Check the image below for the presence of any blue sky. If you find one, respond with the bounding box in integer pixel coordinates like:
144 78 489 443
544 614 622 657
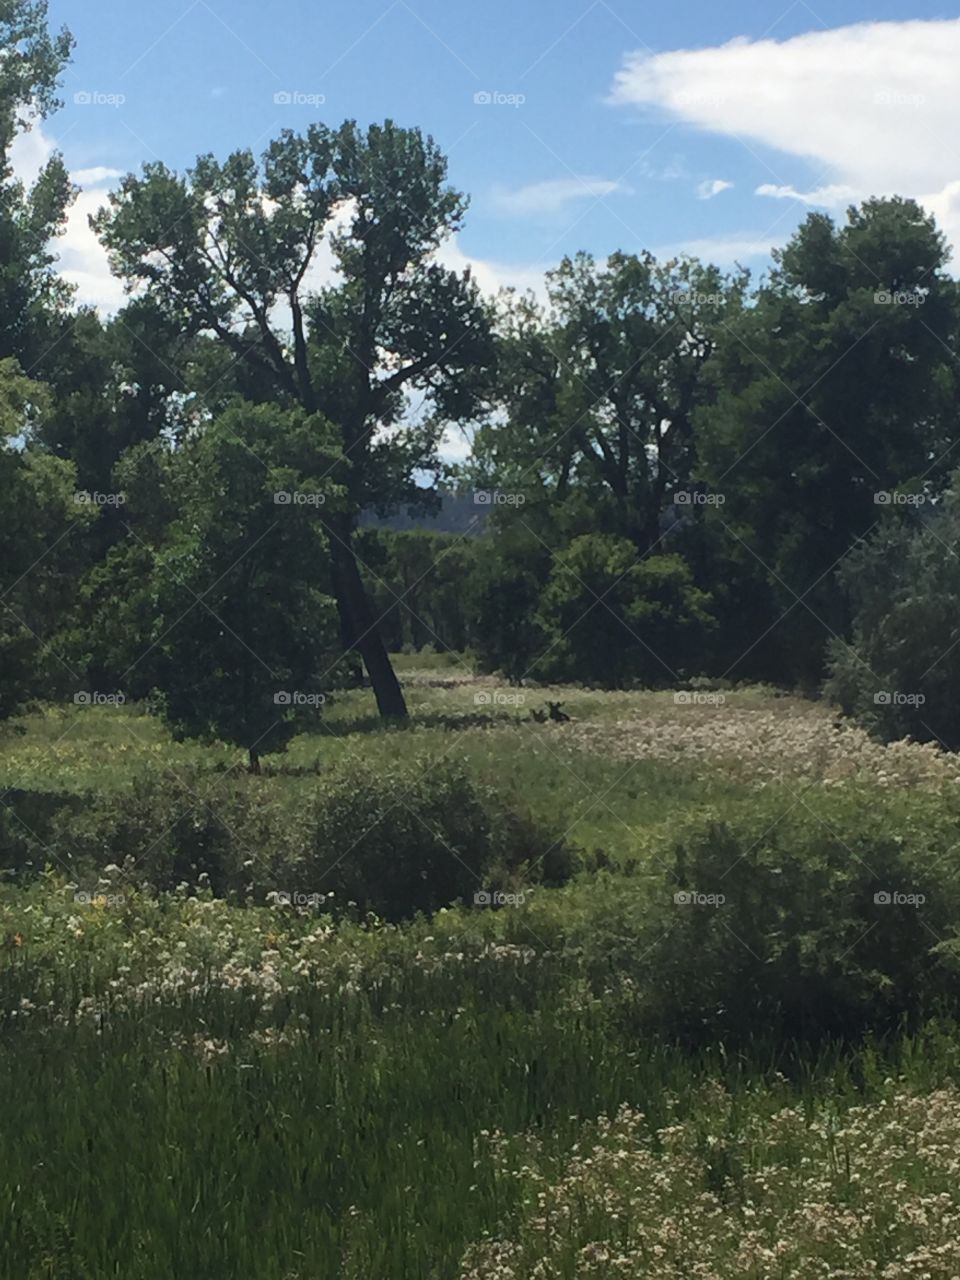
28 0 960 309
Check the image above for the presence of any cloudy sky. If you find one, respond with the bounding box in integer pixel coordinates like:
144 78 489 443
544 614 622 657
28 0 960 312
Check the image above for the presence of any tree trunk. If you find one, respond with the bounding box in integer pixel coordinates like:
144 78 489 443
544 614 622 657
248 746 261 775
328 518 408 719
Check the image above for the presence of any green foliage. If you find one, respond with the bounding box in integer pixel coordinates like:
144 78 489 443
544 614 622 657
468 529 550 682
698 197 959 682
0 360 90 719
638 789 960 1042
0 2 75 367
825 490 960 747
63 402 347 764
472 250 746 552
535 535 713 687
360 528 478 653
50 754 576 919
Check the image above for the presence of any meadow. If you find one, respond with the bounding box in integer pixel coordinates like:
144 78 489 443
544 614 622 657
4 665 960 1278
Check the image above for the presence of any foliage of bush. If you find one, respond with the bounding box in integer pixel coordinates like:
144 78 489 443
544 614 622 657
826 495 960 747
534 535 714 688
50 757 577 920
635 790 960 1042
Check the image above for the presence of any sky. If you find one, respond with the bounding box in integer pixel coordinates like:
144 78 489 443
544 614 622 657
20 0 960 314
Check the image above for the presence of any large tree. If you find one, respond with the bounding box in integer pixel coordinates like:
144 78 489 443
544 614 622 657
472 251 745 551
94 120 494 719
0 1 74 369
698 197 959 682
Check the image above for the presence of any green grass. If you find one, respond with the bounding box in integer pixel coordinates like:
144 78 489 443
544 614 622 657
3 676 960 1276
0 672 790 864
3 879 960 1279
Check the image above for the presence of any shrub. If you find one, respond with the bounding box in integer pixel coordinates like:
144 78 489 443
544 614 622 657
825 492 960 746
534 536 713 688
634 789 960 1043
48 756 577 920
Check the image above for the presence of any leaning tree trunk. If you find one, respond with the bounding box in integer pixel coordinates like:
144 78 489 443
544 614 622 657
328 517 408 719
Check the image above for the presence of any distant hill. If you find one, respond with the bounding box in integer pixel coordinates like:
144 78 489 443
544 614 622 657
360 489 490 535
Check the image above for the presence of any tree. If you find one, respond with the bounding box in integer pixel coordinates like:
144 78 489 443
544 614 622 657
0 358 87 718
0 1 74 370
699 198 959 683
467 528 551 683
472 251 745 551
67 403 346 771
38 300 200 495
534 534 713 689
94 120 494 719
361 529 478 653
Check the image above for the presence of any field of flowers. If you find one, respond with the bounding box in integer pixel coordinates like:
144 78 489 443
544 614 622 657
3 676 960 1277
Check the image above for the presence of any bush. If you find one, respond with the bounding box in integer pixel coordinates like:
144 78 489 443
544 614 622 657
49 756 577 920
0 789 86 878
633 789 960 1043
534 536 713 688
825 492 960 746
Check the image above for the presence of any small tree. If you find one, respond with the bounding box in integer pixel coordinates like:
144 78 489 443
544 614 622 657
84 403 346 770
467 529 551 683
0 359 87 718
535 534 713 688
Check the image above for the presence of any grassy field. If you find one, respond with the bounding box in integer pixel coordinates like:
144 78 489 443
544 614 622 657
3 664 960 1277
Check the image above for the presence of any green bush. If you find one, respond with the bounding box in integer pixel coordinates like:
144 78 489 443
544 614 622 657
534 536 713 688
0 789 85 876
635 790 960 1042
825 491 960 747
48 757 577 920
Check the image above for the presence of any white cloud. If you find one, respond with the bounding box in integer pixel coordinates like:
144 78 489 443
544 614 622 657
57 186 128 314
492 175 625 215
73 165 125 186
611 18 960 253
697 178 733 200
435 235 546 298
654 233 775 267
9 124 126 313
